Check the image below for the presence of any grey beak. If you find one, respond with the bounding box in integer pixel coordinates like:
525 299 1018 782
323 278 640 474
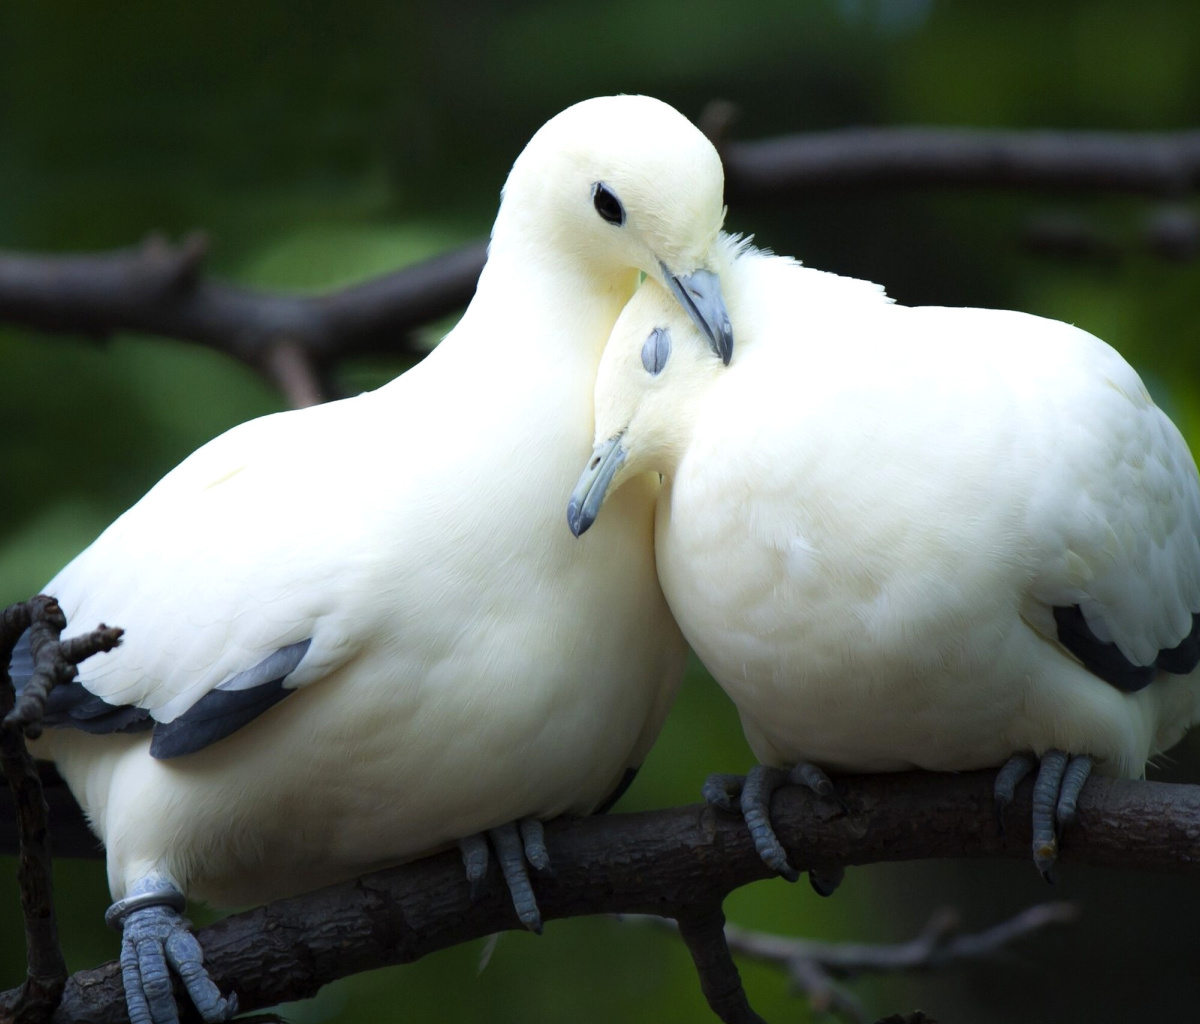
567 436 627 537
662 265 733 365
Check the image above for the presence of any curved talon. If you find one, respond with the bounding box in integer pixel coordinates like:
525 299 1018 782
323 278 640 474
993 753 1036 835
702 772 745 814
712 762 846 885
118 902 234 1024
741 764 799 882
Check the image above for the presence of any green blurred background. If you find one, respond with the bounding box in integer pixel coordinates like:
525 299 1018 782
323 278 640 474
3 1 1200 1020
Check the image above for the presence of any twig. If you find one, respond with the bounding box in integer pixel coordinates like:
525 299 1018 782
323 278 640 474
0 597 121 1024
30 771 1200 1023
721 902 1078 1020
262 339 327 408
4 597 124 738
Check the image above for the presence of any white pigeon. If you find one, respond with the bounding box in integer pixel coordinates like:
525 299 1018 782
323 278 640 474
569 235 1200 891
10 95 732 1024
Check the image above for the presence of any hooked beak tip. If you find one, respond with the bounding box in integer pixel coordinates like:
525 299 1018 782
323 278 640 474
663 265 734 364
567 499 592 538
567 436 627 538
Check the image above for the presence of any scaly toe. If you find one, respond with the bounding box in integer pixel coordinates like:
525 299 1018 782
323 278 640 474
488 821 544 933
1055 755 1093 834
459 832 491 900
1031 750 1069 882
702 772 745 814
788 761 848 814
741 764 799 882
519 818 552 874
993 753 1036 835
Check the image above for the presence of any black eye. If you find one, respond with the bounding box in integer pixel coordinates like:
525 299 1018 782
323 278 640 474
592 182 625 226
641 327 671 375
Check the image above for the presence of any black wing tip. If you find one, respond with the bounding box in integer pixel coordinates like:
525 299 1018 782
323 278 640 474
1053 605 1200 693
149 681 295 759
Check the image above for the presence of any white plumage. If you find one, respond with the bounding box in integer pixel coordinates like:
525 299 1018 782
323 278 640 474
16 95 732 1022
571 235 1200 875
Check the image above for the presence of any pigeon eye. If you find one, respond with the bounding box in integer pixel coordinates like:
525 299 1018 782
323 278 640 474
592 182 625 226
641 328 671 375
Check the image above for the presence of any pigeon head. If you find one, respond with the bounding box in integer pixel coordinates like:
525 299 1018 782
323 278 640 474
497 95 733 363
568 275 725 537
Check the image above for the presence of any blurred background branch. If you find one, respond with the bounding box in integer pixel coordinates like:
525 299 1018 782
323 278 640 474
0 236 487 407
719 125 1200 200
650 901 1078 1022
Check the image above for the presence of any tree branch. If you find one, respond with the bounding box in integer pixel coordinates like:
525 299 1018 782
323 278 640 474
720 125 1200 201
0 598 122 1024
32 772 1200 1023
0 126 1197 408
0 765 98 861
719 901 1078 1020
0 234 488 374
675 902 766 1024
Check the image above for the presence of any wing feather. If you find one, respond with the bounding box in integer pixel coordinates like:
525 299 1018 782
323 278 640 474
1026 328 1200 675
41 396 384 726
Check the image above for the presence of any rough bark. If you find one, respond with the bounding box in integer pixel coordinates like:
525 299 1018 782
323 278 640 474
27 772 1200 1023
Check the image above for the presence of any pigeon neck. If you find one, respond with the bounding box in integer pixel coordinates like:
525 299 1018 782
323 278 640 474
470 240 639 362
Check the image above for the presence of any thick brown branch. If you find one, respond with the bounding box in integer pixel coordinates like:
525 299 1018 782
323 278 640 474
39 772 1200 1023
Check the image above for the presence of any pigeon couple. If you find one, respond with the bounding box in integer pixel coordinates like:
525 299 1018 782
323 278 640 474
10 95 1200 1024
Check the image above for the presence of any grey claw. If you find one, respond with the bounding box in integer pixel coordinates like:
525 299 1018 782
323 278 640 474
702 772 745 813
788 761 848 813
741 764 799 882
1055 755 1093 834
459 832 490 900
710 762 847 888
993 753 1036 836
164 926 234 1021
1031 750 1069 880
520 818 552 874
118 900 232 1024
489 821 544 933
460 820 552 930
